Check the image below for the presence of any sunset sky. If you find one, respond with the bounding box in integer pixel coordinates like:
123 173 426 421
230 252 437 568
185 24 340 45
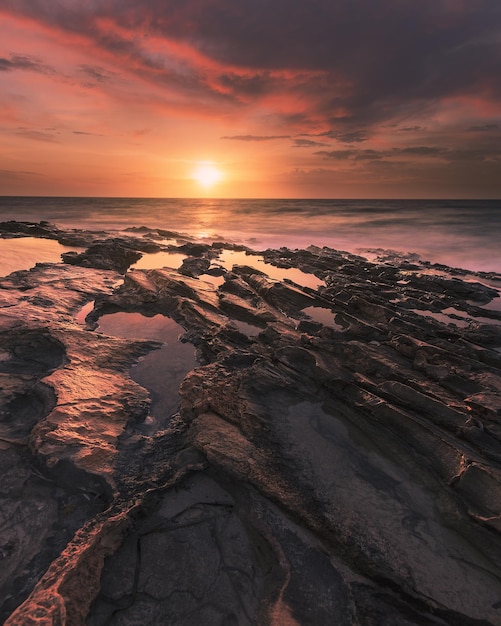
1 0 500 198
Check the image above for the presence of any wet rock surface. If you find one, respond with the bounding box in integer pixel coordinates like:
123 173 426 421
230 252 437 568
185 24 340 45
1 222 501 625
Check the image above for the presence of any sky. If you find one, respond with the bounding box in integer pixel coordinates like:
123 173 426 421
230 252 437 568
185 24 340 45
1 0 500 198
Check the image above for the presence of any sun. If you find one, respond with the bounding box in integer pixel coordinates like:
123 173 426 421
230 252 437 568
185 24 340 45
192 163 222 188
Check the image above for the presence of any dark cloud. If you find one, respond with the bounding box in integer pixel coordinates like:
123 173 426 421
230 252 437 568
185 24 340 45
316 147 440 161
221 135 290 142
398 126 423 132
315 150 355 160
78 64 115 83
218 73 274 97
15 129 59 143
73 131 104 136
468 124 500 132
354 150 384 161
318 130 368 143
292 139 329 148
279 113 313 127
131 0 501 131
0 169 45 178
316 144 501 164
444 148 501 162
337 131 368 144
3 1 501 146
399 146 443 156
0 53 54 74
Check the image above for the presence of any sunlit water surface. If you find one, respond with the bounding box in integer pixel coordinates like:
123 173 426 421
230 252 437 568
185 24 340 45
97 312 197 430
75 301 96 325
131 251 187 270
0 237 81 276
217 249 325 289
301 306 346 331
412 306 501 328
1 197 500 272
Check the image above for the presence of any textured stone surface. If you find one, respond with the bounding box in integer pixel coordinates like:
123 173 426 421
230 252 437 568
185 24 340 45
1 222 501 625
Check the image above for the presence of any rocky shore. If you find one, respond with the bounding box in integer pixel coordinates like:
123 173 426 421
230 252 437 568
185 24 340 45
1 220 501 625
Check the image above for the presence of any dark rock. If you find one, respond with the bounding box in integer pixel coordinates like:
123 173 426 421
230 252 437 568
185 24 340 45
2 224 501 625
179 256 211 277
177 242 210 256
0 221 59 239
62 240 142 273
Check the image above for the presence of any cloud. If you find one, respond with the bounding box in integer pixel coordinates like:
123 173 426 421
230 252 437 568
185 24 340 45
354 150 384 161
78 64 115 84
299 129 369 143
218 72 275 97
315 150 355 160
0 169 45 178
73 130 104 136
15 128 59 143
221 134 290 142
399 146 443 156
315 147 440 161
5 0 501 135
292 139 329 148
0 53 54 74
468 124 500 132
313 130 368 143
444 148 501 162
315 144 501 164
1 0 501 196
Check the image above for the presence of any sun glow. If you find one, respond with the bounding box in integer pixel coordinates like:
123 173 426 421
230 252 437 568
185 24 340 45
192 163 222 188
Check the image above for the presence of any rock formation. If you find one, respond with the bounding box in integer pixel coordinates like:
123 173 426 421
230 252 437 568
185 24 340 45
1 221 501 625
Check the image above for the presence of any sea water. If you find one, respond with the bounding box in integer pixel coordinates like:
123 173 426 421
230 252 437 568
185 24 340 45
0 197 500 273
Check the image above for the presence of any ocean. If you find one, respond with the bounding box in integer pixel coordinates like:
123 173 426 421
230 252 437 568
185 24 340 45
0 197 500 273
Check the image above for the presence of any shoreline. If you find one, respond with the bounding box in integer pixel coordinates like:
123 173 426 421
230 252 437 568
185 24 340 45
1 197 500 273
1 220 501 625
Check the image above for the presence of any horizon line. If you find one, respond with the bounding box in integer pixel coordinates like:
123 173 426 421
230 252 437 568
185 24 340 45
1 195 500 202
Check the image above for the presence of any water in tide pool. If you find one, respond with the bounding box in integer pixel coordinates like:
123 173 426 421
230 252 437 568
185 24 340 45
97 312 197 431
0 197 500 273
0 237 82 275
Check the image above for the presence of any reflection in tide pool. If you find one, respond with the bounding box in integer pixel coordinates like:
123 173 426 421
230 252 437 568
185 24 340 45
481 294 501 313
234 320 262 336
97 312 197 429
131 251 187 270
301 306 346 331
217 250 324 290
0 237 81 276
412 306 501 328
411 308 469 328
199 273 225 288
76 300 95 325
